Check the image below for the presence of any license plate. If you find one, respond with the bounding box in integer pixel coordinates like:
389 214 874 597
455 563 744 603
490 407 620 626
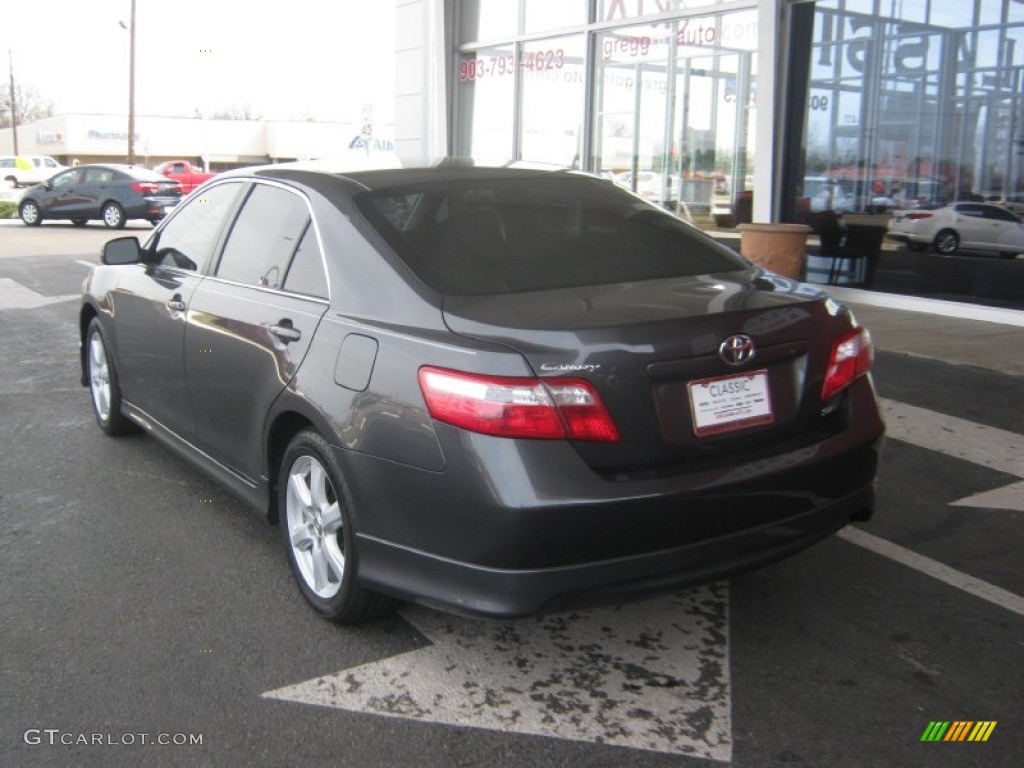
688 370 774 437
163 204 177 214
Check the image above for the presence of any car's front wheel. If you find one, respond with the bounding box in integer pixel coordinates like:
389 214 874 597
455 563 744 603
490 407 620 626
102 202 126 229
279 430 392 623
19 200 42 226
933 229 960 254
85 319 133 435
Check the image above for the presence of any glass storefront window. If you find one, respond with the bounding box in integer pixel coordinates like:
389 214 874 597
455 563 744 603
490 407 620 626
520 35 587 164
800 0 1024 218
459 1 517 42
599 0 723 25
457 46 516 162
460 0 587 43
524 0 587 34
592 10 757 222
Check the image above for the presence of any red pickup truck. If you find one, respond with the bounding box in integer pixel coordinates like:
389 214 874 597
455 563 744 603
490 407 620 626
153 161 217 195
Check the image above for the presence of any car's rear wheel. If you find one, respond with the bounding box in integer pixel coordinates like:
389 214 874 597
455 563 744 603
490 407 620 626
19 200 42 226
102 202 126 229
933 229 959 254
279 430 392 623
71 219 88 227
86 319 133 435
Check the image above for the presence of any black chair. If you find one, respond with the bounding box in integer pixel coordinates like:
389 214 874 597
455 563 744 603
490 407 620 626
826 224 887 286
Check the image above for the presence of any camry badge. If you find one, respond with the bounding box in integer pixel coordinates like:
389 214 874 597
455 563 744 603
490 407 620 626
718 334 756 366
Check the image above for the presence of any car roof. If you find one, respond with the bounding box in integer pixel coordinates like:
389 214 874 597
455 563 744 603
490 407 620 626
214 162 602 204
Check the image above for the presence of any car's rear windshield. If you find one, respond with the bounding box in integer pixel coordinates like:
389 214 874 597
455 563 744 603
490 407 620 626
355 174 747 295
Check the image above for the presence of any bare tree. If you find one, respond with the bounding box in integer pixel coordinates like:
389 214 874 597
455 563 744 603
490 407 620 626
210 103 261 121
0 83 54 129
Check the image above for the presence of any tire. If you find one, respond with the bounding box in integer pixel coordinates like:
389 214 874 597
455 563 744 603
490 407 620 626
102 202 126 229
279 430 392 623
85 318 134 435
19 200 42 226
71 219 88 227
906 241 927 252
933 229 959 254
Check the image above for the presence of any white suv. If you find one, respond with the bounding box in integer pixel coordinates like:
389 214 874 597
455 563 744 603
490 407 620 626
1 155 67 188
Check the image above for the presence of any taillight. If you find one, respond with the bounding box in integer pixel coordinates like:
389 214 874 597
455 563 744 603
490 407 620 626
418 367 620 442
905 212 933 220
132 182 160 194
821 327 873 401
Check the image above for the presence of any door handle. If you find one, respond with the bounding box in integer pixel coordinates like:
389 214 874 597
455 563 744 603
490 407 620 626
270 322 301 342
167 297 186 312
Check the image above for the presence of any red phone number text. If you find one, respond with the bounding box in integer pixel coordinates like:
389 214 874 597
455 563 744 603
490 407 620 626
459 50 565 81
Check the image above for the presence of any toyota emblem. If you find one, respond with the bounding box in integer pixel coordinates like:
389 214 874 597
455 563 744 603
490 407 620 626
719 334 756 366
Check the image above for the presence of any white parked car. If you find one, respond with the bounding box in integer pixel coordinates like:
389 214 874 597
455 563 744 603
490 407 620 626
886 202 1024 258
0 155 66 188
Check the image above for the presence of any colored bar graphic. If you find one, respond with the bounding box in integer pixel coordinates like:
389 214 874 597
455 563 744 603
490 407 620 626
968 722 997 742
944 721 972 741
921 721 997 742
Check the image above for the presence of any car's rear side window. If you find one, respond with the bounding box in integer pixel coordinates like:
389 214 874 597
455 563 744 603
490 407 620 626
216 184 310 289
282 223 329 298
355 175 746 295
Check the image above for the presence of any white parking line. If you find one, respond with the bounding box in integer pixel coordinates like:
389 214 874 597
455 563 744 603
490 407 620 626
879 398 1024 481
838 527 1024 618
0 278 78 309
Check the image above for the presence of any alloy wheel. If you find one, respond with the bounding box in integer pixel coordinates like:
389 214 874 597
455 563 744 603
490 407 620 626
88 332 111 422
285 455 345 598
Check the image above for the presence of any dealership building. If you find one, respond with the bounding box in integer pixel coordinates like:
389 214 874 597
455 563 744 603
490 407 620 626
6 0 1024 230
393 0 1024 226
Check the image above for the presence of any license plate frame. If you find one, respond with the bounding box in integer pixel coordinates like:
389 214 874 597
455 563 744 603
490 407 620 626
687 370 774 437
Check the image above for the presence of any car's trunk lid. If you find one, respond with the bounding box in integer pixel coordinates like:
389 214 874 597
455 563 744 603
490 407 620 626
442 272 854 476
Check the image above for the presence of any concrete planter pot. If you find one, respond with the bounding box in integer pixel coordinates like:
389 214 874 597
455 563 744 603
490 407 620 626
737 223 812 280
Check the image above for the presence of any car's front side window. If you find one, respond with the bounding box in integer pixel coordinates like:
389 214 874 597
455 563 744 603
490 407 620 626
151 182 244 272
215 184 311 289
50 170 78 189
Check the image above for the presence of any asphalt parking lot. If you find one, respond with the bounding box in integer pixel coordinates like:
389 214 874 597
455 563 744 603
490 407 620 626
1 219 1021 767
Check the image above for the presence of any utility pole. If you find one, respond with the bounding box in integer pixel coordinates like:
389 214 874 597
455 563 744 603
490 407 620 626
7 47 18 155
128 0 136 165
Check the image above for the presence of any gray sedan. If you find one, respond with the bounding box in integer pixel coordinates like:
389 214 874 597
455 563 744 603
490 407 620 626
80 163 884 622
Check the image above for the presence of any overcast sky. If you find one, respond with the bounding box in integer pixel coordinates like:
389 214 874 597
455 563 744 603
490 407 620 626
1 0 396 125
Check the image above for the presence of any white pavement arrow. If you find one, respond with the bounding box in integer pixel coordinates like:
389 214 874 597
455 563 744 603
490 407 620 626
879 398 1024 512
0 278 78 310
263 584 732 760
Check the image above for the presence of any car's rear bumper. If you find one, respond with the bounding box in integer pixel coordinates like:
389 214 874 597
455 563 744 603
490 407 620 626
340 381 884 617
355 480 875 618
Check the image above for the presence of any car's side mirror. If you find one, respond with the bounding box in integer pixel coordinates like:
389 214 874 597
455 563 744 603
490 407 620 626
102 236 143 265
